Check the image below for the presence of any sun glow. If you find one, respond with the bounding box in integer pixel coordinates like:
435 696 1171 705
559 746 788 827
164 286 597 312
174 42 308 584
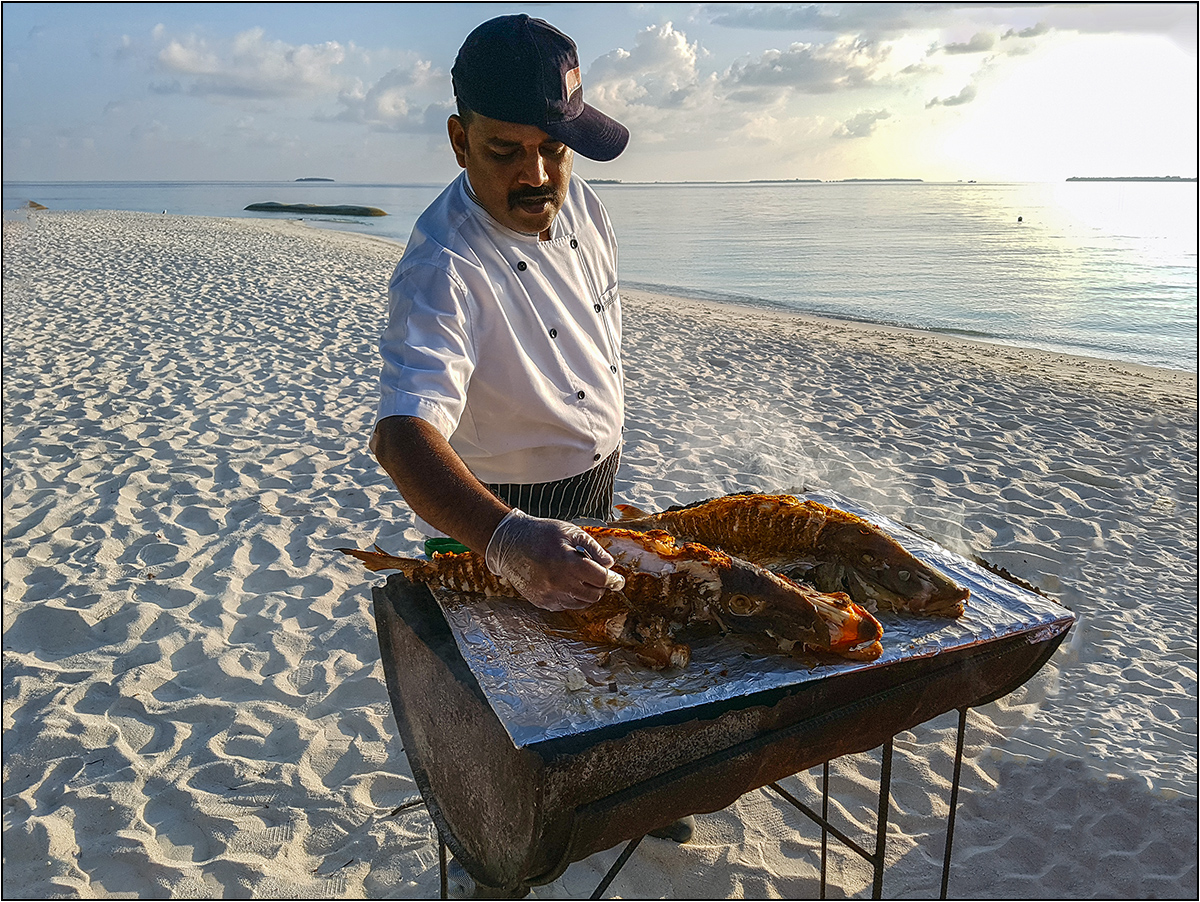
933 33 1197 181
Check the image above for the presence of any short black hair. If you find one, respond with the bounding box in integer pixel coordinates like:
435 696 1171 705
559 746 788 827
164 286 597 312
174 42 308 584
455 98 475 127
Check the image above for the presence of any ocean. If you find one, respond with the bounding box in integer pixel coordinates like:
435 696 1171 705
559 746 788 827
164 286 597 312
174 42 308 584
4 178 1196 371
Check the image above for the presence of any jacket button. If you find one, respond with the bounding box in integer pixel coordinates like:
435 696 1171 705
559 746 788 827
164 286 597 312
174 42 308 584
549 328 557 339
593 453 601 462
577 390 586 400
570 239 578 249
594 303 602 312
517 260 527 271
610 365 617 373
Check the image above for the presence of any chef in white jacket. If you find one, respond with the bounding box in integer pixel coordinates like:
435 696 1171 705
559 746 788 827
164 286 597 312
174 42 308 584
372 14 630 613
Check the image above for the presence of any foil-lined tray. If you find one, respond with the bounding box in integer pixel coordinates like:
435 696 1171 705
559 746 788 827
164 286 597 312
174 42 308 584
434 492 1075 749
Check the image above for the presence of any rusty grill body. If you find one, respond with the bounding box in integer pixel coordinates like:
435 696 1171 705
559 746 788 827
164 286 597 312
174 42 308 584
373 574 1072 894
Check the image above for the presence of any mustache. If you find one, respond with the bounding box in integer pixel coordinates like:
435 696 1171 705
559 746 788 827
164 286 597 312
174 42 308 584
508 186 561 208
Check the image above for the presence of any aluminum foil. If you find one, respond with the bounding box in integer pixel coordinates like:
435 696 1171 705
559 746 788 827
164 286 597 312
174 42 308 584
435 492 1076 749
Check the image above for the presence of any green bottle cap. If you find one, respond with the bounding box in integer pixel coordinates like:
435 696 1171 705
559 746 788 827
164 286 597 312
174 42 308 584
424 537 471 558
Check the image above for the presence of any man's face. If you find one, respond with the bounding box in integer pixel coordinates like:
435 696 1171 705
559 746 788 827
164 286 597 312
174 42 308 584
448 112 574 238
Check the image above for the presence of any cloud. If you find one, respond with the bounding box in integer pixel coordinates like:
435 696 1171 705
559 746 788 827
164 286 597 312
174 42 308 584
586 23 707 111
708 3 1194 43
582 22 925 154
330 59 452 133
707 3 934 37
1002 22 1051 40
941 32 996 54
926 84 977 108
1050 3 1196 42
112 33 140 61
727 37 900 94
130 119 169 143
155 27 349 99
835 108 892 138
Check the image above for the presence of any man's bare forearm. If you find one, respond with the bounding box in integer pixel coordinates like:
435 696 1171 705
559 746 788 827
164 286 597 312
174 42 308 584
371 415 510 553
371 415 619 610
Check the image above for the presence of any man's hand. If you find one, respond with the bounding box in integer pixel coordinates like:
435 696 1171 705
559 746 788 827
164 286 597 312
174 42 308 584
371 418 624 610
486 509 625 611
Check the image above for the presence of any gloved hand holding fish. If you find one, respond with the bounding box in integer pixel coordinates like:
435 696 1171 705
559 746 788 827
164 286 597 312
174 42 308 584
484 508 625 612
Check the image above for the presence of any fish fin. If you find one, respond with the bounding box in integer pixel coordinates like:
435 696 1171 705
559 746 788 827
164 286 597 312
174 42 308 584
842 640 883 661
613 503 650 520
338 547 419 575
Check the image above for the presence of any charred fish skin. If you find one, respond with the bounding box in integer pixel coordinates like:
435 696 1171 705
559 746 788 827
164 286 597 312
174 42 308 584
582 527 881 660
338 525 884 668
709 554 831 652
714 561 884 657
613 494 969 618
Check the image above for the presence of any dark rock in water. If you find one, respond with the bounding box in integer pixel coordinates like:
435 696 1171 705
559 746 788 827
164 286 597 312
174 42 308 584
26 201 48 210
244 202 386 217
295 177 335 182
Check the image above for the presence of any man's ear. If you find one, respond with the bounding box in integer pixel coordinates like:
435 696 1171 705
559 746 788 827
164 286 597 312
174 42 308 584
447 115 469 169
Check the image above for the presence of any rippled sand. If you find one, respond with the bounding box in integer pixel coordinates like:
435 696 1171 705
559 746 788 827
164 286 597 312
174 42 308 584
3 210 1196 898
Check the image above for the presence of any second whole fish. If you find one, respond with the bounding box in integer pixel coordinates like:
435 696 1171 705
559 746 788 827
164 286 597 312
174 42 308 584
613 494 969 617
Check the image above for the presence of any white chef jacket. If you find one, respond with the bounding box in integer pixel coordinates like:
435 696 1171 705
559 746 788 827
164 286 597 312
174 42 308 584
377 171 624 486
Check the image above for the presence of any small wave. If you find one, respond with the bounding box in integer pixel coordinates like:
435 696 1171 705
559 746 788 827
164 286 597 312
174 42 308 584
623 281 1195 371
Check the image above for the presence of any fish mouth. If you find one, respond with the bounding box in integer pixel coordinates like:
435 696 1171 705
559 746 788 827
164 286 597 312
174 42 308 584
849 567 969 616
791 561 968 617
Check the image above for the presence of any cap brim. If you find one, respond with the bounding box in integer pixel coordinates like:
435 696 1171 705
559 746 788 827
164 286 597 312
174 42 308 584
544 103 629 162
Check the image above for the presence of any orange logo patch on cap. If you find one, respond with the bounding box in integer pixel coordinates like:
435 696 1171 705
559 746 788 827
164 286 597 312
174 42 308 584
564 66 581 98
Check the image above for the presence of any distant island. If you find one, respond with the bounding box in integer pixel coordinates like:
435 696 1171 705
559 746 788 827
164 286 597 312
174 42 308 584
581 177 939 186
295 177 335 182
245 202 386 217
1066 176 1196 182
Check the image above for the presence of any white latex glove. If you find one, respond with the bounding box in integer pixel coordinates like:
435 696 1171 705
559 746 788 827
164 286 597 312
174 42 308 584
485 509 626 611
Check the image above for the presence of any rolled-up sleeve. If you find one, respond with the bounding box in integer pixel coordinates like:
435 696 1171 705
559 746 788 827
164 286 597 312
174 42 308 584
376 260 476 439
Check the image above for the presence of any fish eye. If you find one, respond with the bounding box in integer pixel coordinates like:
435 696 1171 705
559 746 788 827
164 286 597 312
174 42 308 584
728 594 760 616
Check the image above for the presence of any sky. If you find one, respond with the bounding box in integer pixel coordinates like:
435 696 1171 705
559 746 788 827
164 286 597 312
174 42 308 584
3 2 1196 184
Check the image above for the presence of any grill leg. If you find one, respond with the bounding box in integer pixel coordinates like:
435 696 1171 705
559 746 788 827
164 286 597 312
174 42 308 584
590 834 644 900
872 738 894 900
439 834 448 900
820 761 829 900
941 707 969 899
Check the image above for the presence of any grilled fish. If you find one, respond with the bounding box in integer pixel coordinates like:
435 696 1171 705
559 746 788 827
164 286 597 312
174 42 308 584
612 494 969 617
339 526 883 669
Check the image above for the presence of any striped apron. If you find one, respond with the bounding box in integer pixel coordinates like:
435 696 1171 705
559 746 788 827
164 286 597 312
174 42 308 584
484 447 620 522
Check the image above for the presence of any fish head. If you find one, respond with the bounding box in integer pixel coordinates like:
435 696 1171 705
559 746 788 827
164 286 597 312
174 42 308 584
816 524 969 615
713 556 833 650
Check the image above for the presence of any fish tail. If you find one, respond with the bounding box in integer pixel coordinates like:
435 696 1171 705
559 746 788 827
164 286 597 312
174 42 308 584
613 503 651 520
337 547 422 576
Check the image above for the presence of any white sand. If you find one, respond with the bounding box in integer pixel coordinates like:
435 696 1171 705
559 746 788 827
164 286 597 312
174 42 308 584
3 209 1196 898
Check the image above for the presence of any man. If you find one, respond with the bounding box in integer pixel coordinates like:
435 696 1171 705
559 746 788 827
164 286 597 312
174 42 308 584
372 15 696 850
372 13 629 613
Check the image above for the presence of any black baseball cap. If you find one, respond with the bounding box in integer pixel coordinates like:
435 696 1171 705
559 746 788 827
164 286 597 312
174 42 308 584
451 14 629 162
